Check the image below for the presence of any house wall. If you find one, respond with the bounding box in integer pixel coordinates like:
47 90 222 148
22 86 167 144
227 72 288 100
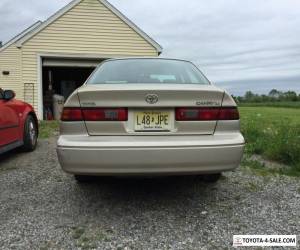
0 46 22 99
20 0 158 117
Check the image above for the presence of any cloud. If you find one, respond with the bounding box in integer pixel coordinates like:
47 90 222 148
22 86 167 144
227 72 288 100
219 75 300 96
0 0 71 42
109 0 300 94
1 0 300 95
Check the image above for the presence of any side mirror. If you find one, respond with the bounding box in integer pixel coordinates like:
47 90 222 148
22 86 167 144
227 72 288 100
3 90 15 101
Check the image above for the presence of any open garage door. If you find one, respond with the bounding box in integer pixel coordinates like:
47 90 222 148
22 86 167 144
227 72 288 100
43 58 102 68
42 57 104 120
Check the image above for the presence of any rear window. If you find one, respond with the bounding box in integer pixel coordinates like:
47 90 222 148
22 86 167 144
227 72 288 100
87 59 210 85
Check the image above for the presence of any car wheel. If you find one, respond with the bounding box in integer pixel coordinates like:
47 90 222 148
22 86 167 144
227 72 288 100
22 115 38 152
201 173 222 183
74 175 94 183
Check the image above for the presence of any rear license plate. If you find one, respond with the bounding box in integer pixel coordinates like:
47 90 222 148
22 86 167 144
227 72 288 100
135 111 171 131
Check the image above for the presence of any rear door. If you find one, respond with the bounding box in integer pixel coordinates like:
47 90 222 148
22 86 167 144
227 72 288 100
0 96 20 147
76 84 224 136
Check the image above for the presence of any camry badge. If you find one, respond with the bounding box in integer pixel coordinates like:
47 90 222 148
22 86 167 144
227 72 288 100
145 94 158 104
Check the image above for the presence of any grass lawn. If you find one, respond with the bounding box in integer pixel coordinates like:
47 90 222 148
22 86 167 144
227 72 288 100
239 107 300 124
39 120 59 139
239 107 300 176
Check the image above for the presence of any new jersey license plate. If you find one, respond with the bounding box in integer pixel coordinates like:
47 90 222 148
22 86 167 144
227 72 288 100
134 111 171 131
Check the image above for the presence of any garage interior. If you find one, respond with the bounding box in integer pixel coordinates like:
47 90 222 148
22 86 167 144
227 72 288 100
42 58 103 120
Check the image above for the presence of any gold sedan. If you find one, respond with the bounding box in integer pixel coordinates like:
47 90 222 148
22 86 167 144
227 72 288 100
56 58 245 182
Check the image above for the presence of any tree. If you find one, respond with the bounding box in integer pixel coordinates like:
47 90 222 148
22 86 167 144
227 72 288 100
269 89 280 97
283 91 298 101
236 89 300 103
244 91 255 102
261 94 269 102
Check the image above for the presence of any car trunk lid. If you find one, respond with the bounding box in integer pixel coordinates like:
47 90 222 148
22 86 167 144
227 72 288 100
76 84 225 135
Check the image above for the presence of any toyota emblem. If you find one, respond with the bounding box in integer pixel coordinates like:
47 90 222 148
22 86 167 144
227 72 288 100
145 94 158 104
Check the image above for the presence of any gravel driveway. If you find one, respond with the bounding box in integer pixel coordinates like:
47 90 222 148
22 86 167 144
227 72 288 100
0 138 299 249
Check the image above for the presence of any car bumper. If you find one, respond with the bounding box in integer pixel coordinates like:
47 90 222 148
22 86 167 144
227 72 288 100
56 133 245 175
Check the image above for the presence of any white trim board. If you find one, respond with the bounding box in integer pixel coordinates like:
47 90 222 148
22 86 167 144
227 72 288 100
37 55 43 120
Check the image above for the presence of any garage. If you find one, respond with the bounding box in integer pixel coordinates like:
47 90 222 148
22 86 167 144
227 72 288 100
41 57 102 119
0 0 162 120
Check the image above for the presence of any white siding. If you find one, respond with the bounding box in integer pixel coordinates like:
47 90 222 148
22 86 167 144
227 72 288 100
0 46 22 99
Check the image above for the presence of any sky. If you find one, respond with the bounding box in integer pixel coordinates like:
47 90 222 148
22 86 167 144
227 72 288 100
1 0 300 95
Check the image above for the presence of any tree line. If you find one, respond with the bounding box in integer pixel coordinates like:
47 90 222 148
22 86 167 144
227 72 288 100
233 89 300 103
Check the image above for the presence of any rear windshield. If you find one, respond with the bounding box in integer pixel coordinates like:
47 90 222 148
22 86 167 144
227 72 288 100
87 59 210 85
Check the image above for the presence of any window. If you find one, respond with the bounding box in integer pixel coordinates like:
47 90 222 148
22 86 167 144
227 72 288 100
87 59 210 85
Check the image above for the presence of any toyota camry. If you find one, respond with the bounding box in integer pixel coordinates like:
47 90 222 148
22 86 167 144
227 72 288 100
56 58 245 182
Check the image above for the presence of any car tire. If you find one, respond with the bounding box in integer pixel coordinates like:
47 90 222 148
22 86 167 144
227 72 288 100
201 173 222 183
74 175 94 183
22 115 38 152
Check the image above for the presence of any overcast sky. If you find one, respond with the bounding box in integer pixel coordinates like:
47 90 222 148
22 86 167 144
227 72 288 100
1 0 300 95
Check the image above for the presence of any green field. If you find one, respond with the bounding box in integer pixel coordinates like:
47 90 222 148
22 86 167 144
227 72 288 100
239 107 300 124
239 107 300 176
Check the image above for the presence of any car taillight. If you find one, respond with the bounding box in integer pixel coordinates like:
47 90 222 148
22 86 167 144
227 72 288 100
175 108 219 121
175 107 239 121
218 107 239 120
61 108 83 121
61 107 128 121
82 108 128 121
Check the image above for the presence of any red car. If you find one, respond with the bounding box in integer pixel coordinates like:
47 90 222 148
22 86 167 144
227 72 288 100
0 89 38 154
